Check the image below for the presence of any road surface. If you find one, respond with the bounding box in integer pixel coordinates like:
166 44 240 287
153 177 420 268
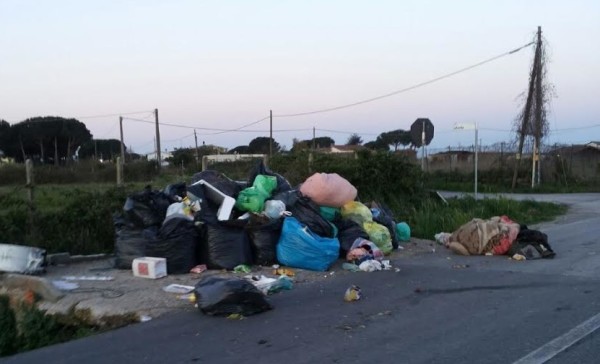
5 193 600 364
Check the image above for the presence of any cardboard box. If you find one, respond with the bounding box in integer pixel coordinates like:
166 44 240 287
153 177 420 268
132 257 167 279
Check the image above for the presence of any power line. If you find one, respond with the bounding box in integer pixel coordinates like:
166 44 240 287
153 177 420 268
316 128 378 136
75 110 153 119
274 42 535 118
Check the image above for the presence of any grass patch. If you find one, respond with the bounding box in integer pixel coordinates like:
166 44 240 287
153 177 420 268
402 196 568 240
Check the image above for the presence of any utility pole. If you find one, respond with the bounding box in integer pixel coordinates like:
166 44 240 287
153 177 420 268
119 116 125 164
94 139 98 161
269 110 273 158
533 26 543 187
194 129 199 169
512 26 543 190
312 126 316 150
155 108 161 170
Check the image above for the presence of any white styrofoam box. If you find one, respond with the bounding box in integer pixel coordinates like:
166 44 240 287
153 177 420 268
132 257 167 279
190 179 236 221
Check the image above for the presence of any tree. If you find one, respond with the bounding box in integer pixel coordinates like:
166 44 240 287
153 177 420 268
364 138 390 151
79 139 126 161
291 136 335 152
346 133 363 146
0 119 10 153
248 137 280 154
229 145 251 154
378 129 411 151
2 117 92 163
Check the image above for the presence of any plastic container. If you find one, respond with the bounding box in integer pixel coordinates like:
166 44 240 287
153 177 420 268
132 257 167 279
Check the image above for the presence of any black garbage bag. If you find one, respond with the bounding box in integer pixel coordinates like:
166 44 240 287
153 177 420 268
163 182 187 202
246 215 283 266
199 219 253 270
369 201 399 249
509 228 555 259
145 218 200 274
123 186 171 228
113 214 158 269
272 190 335 238
194 276 272 316
189 170 242 199
334 219 370 257
247 160 292 195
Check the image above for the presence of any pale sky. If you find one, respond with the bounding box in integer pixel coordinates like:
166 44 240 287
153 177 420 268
1 0 599 155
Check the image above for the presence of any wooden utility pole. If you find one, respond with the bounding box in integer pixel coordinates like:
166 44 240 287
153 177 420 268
533 26 543 187
194 129 199 169
155 108 161 170
269 110 273 159
119 116 125 164
512 26 544 189
312 127 316 150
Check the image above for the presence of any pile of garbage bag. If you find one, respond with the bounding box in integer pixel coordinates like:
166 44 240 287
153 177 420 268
436 216 555 259
114 161 411 274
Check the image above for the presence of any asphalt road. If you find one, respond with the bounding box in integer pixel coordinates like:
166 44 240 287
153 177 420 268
5 193 600 364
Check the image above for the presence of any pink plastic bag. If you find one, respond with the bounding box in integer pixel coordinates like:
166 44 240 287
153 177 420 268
299 173 357 208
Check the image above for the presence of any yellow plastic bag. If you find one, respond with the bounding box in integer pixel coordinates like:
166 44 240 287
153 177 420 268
341 201 372 226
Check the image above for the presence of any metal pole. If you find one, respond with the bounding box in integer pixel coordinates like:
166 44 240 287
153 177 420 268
155 108 161 170
421 119 426 171
119 116 125 164
474 124 478 199
269 110 273 158
194 129 199 170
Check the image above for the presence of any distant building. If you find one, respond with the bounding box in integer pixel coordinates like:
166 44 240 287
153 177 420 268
327 145 364 154
146 151 173 166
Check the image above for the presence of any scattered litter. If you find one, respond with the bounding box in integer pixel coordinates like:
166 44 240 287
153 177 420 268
233 264 252 273
273 267 295 277
381 260 392 270
52 280 79 291
227 313 245 320
511 254 527 261
344 285 362 302
194 276 273 316
359 260 382 272
163 284 195 294
62 275 115 281
190 264 207 274
132 257 167 279
139 315 152 322
342 262 360 272
394 268 401 273
178 293 196 302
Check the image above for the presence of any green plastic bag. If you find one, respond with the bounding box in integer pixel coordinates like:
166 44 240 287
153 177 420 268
254 175 277 196
235 175 278 213
319 206 340 222
363 221 393 255
341 201 372 226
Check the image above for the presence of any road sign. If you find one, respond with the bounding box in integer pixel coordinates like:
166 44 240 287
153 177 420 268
410 118 434 147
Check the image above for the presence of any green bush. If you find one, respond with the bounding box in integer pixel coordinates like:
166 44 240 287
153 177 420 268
0 295 17 357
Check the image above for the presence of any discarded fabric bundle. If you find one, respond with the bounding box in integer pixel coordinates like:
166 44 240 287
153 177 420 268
299 173 357 208
448 216 520 256
277 217 340 271
194 276 273 316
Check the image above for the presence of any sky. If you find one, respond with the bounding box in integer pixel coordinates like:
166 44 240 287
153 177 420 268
1 0 599 155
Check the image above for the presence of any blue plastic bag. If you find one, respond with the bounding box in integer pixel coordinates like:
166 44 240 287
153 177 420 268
276 217 340 271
